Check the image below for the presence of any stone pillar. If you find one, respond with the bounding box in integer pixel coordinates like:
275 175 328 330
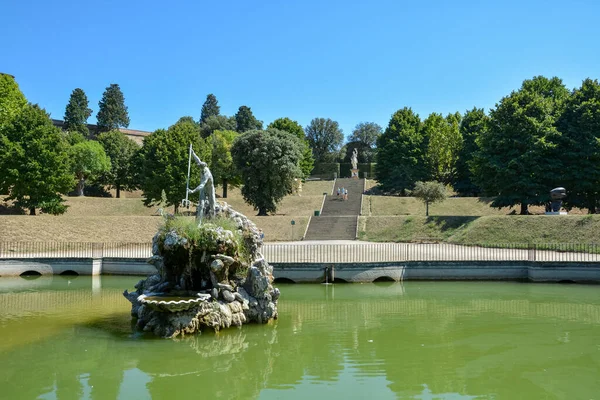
92 258 103 276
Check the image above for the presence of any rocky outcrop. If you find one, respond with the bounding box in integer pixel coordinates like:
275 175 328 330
123 202 278 338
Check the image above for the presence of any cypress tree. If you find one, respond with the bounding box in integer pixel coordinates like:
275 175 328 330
235 105 263 132
64 88 92 137
97 83 130 133
200 94 220 123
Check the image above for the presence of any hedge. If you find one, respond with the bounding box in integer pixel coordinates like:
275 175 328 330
310 163 340 179
310 163 376 179
340 163 376 178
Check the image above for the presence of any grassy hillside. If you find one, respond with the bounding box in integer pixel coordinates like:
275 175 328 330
0 215 309 243
0 216 161 243
0 182 323 242
362 196 505 216
2 179 598 245
0 180 329 217
359 215 600 245
362 195 589 216
215 187 323 217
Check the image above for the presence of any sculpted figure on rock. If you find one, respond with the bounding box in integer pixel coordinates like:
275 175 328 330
123 146 278 338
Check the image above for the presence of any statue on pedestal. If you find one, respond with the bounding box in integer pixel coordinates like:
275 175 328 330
350 148 359 178
351 148 358 170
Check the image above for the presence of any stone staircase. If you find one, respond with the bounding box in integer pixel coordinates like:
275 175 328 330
303 178 364 240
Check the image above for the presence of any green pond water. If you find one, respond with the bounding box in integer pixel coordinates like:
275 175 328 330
0 276 599 399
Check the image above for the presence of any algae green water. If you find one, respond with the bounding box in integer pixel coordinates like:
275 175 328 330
0 276 599 399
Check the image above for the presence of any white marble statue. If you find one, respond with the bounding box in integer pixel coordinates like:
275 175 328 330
351 148 358 170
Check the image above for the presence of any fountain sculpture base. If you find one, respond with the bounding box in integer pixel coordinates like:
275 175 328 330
123 202 279 338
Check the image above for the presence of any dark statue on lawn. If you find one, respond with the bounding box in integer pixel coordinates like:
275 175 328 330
546 187 567 214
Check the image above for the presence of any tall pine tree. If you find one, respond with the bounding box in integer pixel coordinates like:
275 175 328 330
200 94 220 123
64 88 92 137
235 105 263 132
96 84 130 133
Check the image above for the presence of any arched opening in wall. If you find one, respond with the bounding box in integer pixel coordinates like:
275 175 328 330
373 276 396 283
20 270 42 280
59 270 80 277
273 277 296 284
557 280 577 284
332 278 349 283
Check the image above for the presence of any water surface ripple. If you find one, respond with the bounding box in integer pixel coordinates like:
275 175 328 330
0 276 598 399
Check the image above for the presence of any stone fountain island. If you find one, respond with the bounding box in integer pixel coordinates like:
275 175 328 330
123 201 279 338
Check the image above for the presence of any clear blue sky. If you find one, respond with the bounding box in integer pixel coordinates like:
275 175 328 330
3 0 600 138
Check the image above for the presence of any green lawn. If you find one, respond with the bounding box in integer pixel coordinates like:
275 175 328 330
359 215 600 248
2 179 598 245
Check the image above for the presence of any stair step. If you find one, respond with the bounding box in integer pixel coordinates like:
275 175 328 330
304 216 357 241
304 178 363 240
323 178 364 216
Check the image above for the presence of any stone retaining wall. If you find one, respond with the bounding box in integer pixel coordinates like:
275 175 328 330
1 258 599 283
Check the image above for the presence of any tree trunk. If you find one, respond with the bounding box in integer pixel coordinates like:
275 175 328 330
174 203 179 214
257 207 268 216
29 207 36 215
425 201 429 216
116 184 121 199
587 198 597 214
520 203 528 215
77 178 85 197
222 179 228 198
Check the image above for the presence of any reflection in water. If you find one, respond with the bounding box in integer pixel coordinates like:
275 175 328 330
0 277 599 399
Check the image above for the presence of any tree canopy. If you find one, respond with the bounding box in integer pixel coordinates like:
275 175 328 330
63 88 92 137
200 114 237 138
349 122 382 148
423 112 463 185
471 76 569 214
138 118 211 213
0 104 73 214
97 129 140 198
69 141 111 196
231 129 303 215
96 83 130 133
408 181 447 216
235 106 263 133
375 107 427 193
200 94 220 123
268 117 304 138
454 108 488 196
268 117 314 178
210 129 241 198
0 74 27 129
305 117 344 163
556 78 600 213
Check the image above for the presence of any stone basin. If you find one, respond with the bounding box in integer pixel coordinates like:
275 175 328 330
138 293 211 313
